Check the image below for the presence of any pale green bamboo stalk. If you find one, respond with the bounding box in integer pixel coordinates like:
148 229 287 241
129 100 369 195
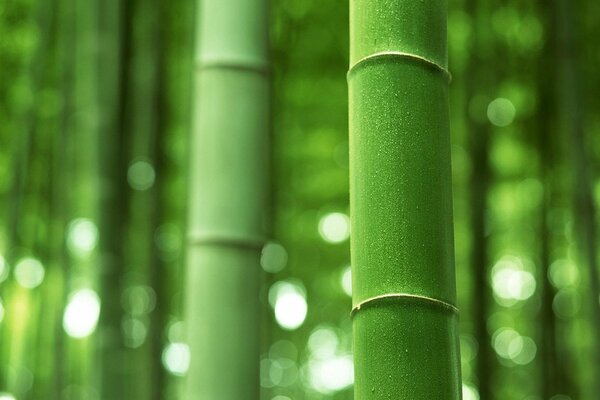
348 1 461 398
184 0 270 398
60 0 102 393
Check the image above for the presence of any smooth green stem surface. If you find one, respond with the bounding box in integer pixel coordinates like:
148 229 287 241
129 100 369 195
349 1 461 398
185 0 269 399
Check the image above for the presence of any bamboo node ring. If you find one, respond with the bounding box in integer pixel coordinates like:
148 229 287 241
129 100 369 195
348 51 452 81
195 59 270 75
351 293 459 317
187 232 266 250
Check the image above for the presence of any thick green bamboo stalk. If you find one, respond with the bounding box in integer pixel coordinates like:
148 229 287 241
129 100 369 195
184 0 269 399
348 1 461 398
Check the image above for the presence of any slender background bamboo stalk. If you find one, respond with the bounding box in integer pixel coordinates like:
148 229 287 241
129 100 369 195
184 0 270 398
552 0 600 396
466 0 496 396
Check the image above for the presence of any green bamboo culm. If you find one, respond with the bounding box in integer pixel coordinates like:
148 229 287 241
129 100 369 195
348 1 461 398
184 0 270 399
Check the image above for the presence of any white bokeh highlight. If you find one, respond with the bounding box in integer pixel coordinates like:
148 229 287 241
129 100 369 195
63 289 101 339
269 281 307 331
318 213 350 243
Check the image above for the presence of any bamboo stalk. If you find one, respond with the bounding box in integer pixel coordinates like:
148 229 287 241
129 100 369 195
535 6 564 397
465 0 494 396
552 0 600 396
94 0 130 397
184 0 270 398
348 1 461 398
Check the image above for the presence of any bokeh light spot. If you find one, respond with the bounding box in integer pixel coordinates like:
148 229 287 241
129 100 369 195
67 218 99 256
14 257 45 289
318 212 350 243
63 289 101 338
462 383 480 400
128 159 156 191
121 285 156 316
261 242 288 273
549 259 579 289
269 281 307 331
260 357 298 388
493 328 522 359
553 289 581 319
491 256 536 306
122 316 147 348
154 223 182 261
341 266 352 297
492 327 536 365
269 340 298 361
260 358 281 388
487 98 516 127
162 342 190 376
274 291 307 331
512 336 537 365
308 327 339 359
306 355 354 394
167 320 186 343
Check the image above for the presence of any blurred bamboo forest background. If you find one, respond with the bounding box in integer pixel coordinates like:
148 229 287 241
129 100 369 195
1 0 600 399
